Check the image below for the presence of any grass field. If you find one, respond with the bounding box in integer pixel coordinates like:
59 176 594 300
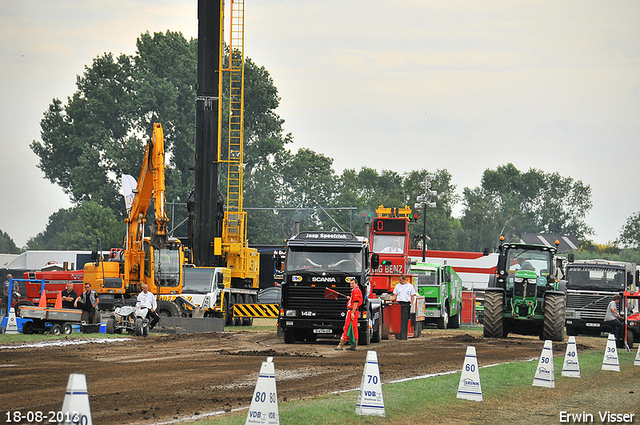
191 349 640 425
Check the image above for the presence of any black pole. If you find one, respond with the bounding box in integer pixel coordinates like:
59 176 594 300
422 203 427 262
192 0 223 267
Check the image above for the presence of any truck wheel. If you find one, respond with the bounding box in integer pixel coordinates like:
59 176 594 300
223 296 233 326
483 291 505 338
359 324 371 346
62 322 73 335
157 300 181 318
106 318 115 334
372 316 382 343
241 295 254 326
437 307 449 329
450 303 462 329
543 293 565 342
283 329 295 344
135 318 144 336
232 294 242 326
50 324 62 335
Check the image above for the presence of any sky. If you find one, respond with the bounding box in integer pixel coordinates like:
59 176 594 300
1 0 639 248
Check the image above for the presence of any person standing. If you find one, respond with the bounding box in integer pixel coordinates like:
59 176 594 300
336 278 363 351
603 294 624 341
74 283 99 324
137 283 160 330
3 274 18 315
61 282 78 309
391 275 416 340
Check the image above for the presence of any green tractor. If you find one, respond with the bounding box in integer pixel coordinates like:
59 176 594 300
483 239 566 342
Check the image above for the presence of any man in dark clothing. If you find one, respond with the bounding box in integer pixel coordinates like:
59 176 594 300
61 282 78 309
75 283 99 324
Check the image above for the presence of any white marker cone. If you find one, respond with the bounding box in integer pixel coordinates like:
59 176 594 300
561 336 581 378
246 357 279 425
602 334 620 372
5 308 18 334
356 350 385 416
634 343 640 367
533 340 555 388
60 373 92 425
457 346 483 402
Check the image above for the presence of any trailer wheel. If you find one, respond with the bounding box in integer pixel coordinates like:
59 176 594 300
62 322 73 335
50 324 62 335
106 319 115 334
22 321 34 335
483 291 505 338
542 293 565 342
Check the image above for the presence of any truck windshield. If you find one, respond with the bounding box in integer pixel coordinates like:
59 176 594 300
505 248 552 279
566 266 626 291
182 268 215 294
371 235 405 253
414 269 438 286
155 249 181 287
286 248 364 272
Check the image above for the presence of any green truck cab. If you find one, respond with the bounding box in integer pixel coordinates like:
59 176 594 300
412 262 463 329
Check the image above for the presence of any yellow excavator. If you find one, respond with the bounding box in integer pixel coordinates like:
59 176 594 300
84 123 186 315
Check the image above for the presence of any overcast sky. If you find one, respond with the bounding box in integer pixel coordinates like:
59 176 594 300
1 0 639 248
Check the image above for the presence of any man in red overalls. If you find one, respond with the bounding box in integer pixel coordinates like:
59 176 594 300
336 278 363 351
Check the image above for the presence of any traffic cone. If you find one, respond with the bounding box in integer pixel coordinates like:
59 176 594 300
601 334 620 372
60 374 92 425
54 290 62 309
356 351 385 416
246 357 279 425
533 340 555 388
38 291 47 308
561 336 581 378
457 346 483 401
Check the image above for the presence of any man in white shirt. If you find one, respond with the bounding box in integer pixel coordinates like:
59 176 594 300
391 275 416 340
137 284 160 330
381 238 403 253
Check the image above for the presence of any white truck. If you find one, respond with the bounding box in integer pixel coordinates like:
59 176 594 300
158 266 260 326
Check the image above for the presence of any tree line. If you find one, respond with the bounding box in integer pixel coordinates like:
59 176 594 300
2 31 638 255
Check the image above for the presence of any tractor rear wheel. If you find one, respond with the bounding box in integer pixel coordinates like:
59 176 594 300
483 291 505 338
543 293 566 342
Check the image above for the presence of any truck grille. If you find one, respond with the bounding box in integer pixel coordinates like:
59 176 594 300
566 292 610 320
284 286 350 319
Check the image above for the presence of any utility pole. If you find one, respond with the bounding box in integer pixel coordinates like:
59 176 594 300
415 174 437 262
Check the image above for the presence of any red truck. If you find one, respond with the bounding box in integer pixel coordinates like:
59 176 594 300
368 205 425 338
14 270 84 313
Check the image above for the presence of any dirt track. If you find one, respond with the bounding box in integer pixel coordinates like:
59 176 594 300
0 326 603 425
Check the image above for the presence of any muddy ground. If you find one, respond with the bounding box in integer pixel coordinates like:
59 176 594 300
0 324 605 425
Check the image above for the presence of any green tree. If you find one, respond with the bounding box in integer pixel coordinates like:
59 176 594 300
26 202 122 250
618 212 640 248
0 230 22 254
461 163 593 250
31 31 290 248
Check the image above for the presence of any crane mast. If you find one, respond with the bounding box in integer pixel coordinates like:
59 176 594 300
191 0 258 287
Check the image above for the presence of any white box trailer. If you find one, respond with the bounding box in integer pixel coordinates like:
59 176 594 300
4 251 92 272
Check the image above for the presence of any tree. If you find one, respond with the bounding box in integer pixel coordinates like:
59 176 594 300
31 31 290 248
0 230 22 254
26 202 122 250
618 212 640 248
461 163 593 251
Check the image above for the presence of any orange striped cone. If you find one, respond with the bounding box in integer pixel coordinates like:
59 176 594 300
54 290 63 309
